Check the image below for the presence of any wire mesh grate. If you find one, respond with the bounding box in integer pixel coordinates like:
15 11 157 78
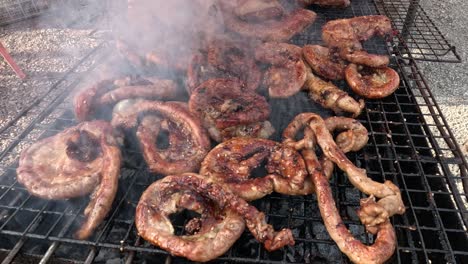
0 0 467 263
374 0 461 63
0 0 101 26
0 0 47 25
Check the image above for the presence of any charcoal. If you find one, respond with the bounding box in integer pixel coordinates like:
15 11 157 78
312 222 330 240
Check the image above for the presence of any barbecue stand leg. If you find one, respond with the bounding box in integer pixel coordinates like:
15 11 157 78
401 0 419 41
0 42 26 79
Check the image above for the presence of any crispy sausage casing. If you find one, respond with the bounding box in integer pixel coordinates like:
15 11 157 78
300 0 351 8
284 113 405 226
322 15 392 68
221 2 317 42
187 37 261 94
303 149 397 264
303 65 364 117
302 45 347 80
189 78 274 142
74 76 180 121
345 64 400 99
200 137 312 201
136 173 294 262
17 121 121 239
112 100 211 175
135 174 245 262
256 42 307 98
283 114 399 264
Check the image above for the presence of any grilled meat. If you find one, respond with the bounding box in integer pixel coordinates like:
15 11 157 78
187 37 261 94
322 15 393 68
112 100 210 175
345 63 400 99
255 42 307 98
17 121 122 239
302 45 347 80
303 149 397 264
189 78 274 142
283 113 405 230
303 65 364 117
320 116 369 181
74 76 180 121
135 174 245 262
234 0 285 21
300 0 351 8
283 113 399 264
221 1 317 41
200 137 312 201
136 173 294 262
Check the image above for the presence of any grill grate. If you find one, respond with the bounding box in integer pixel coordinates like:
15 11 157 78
0 0 467 263
374 0 461 63
0 0 47 25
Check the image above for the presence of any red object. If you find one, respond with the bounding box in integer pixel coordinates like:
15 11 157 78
0 42 26 79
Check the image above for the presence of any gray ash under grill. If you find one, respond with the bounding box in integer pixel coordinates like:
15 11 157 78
0 0 467 263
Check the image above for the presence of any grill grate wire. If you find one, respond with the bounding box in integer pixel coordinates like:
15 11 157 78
0 0 467 263
374 0 461 63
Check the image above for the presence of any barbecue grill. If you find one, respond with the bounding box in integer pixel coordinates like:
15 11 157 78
0 0 94 26
0 0 467 263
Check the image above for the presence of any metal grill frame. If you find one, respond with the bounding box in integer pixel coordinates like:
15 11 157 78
374 0 461 63
0 0 467 263
0 0 47 26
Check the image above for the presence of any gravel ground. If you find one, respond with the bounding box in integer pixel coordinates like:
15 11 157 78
419 0 468 102
0 27 98 127
418 0 468 159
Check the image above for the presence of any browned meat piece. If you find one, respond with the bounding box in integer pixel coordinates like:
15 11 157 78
74 76 180 121
221 1 317 42
302 45 347 80
112 100 210 175
255 42 307 98
341 50 390 69
322 15 393 68
115 40 145 68
303 65 364 117
302 149 397 264
234 0 285 21
320 116 369 179
283 113 405 230
135 174 245 262
187 37 261 94
17 121 122 239
255 42 303 64
283 114 399 263
325 116 369 153
200 137 312 201
345 64 400 99
300 0 350 8
189 79 274 142
136 173 294 262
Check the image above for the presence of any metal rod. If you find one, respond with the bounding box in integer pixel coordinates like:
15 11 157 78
83 247 97 264
1 212 44 264
1 237 26 264
401 0 420 40
0 42 26 79
38 204 88 263
39 242 59 264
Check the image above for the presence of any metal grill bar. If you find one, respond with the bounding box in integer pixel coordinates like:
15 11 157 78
374 0 461 62
0 0 467 263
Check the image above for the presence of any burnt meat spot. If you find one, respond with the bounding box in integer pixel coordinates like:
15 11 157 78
66 130 101 162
